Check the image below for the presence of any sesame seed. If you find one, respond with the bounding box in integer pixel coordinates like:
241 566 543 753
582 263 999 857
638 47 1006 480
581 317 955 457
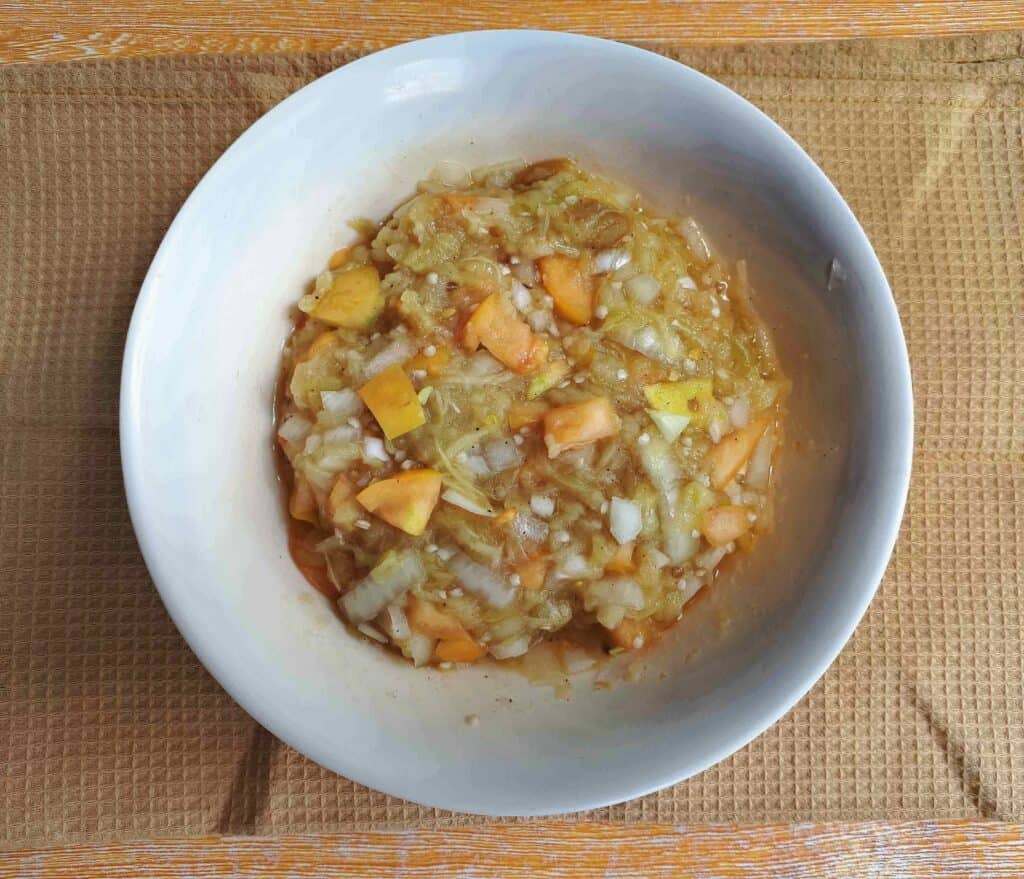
573 374 586 384
450 587 463 597
684 358 697 372
554 531 571 544
513 434 524 446
426 544 439 553
439 661 453 670
510 574 522 586
465 713 480 727
691 529 701 539
400 459 415 470
616 368 628 381
682 437 693 447
348 417 362 429
425 272 439 284
711 307 721 318
638 433 651 445
423 344 437 357
747 512 758 522
518 427 530 436
355 519 372 530
500 265 511 275
600 501 609 514
632 636 645 649
370 332 381 341
557 380 571 389
437 590 447 600
438 547 455 561
411 369 428 381
543 295 554 308
595 305 609 319
510 256 520 264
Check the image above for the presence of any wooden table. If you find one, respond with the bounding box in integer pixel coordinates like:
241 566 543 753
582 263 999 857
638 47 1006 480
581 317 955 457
3 2 1024 875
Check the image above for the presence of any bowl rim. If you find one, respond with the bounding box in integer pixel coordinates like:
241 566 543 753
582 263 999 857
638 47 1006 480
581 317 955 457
120 28 914 816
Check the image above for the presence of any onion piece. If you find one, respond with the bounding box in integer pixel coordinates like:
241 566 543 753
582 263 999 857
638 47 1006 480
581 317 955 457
625 273 660 305
341 549 425 623
490 635 530 660
431 159 471 187
362 437 389 462
730 397 751 430
382 603 411 642
677 575 705 604
447 553 516 607
465 350 504 376
405 632 436 667
679 217 711 262
745 428 775 489
323 425 359 445
357 623 388 644
483 437 524 473
363 337 416 380
442 488 496 517
646 409 690 443
609 497 642 545
278 415 312 444
695 544 730 572
530 495 555 518
510 279 532 312
596 605 626 630
321 389 363 417
512 512 549 545
593 248 631 274
585 577 645 612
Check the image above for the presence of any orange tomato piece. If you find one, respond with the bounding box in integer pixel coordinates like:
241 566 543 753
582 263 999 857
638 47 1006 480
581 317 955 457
542 397 619 457
462 293 547 374
609 617 655 650
434 638 486 663
538 254 594 325
508 400 548 430
405 345 451 377
515 555 548 591
703 411 773 489
700 505 754 547
355 469 442 536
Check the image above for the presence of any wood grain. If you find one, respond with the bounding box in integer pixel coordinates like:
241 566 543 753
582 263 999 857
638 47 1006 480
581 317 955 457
1 1 1024 63
3 822 1024 877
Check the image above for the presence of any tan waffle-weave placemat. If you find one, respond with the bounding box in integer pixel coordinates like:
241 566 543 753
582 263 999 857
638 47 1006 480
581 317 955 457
1 33 1023 847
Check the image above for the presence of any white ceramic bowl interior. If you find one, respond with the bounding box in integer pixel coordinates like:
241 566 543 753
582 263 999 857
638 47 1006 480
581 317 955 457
121 31 912 816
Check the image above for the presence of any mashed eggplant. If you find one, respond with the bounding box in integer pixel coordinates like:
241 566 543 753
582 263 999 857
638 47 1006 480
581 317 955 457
276 158 788 667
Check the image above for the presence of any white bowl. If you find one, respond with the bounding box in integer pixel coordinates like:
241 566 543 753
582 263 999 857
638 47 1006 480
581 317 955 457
121 30 912 816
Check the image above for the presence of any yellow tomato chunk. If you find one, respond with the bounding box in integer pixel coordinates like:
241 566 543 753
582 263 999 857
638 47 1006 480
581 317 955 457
358 364 426 439
311 265 384 329
355 469 442 535
644 379 715 427
462 293 547 374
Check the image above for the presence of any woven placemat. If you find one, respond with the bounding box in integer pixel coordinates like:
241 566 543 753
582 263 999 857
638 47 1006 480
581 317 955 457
1 33 1023 847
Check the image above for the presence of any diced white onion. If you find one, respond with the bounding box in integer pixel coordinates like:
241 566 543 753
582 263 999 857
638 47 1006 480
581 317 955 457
645 547 672 569
357 623 388 644
362 437 389 462
725 482 744 504
463 452 491 477
512 512 549 545
382 603 411 642
470 197 512 218
465 350 504 376
663 527 699 565
596 605 626 630
341 550 425 623
646 409 690 443
625 273 660 305
530 495 555 518
317 450 353 472
677 575 705 604
639 436 681 496
483 437 524 473
593 248 631 274
363 338 416 380
730 397 751 430
447 553 516 607
302 463 336 492
557 554 593 580
585 577 645 612
321 389 363 417
303 434 323 455
679 217 711 262
745 429 775 489
431 159 471 188
695 545 730 572
442 488 496 517
405 632 436 667
278 415 312 444
489 635 531 660
323 425 358 445
510 279 533 312
609 497 642 545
